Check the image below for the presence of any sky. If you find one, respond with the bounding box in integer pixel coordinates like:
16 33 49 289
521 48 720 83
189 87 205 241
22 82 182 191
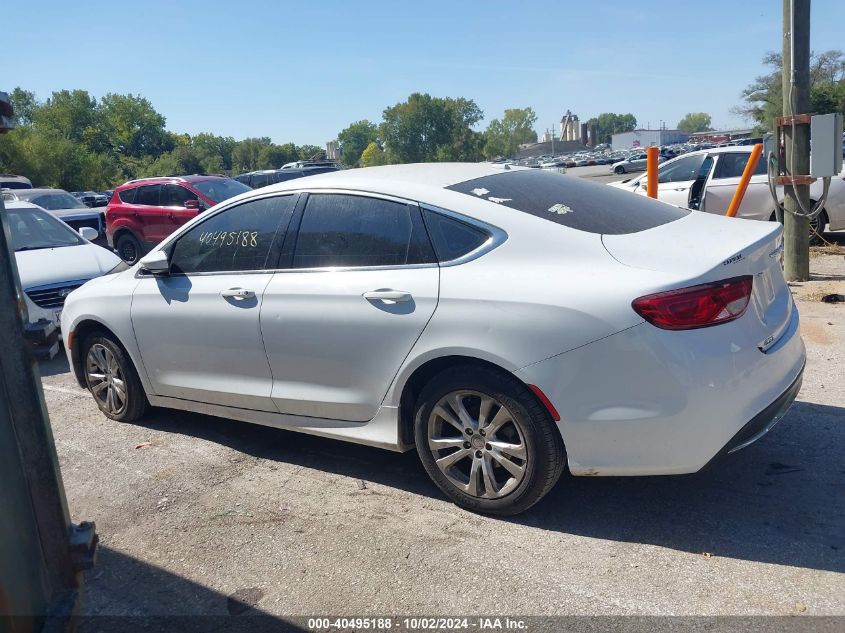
6 0 844 146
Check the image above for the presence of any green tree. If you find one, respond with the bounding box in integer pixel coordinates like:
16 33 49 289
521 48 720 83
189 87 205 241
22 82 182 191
192 132 237 171
585 113 637 144
360 142 388 167
734 50 845 131
297 144 325 161
34 89 102 147
258 143 298 170
8 87 37 127
676 112 712 133
231 137 272 173
483 107 538 159
99 93 171 157
380 93 484 163
337 120 379 167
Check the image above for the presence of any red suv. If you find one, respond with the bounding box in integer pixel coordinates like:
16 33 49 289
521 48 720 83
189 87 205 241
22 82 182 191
106 175 252 263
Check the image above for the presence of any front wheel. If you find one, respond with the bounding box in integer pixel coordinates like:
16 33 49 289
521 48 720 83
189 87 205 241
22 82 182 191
82 333 147 422
115 232 142 264
414 365 566 515
614 165 625 175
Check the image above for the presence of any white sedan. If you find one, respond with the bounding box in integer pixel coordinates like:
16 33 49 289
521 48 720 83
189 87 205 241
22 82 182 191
609 146 845 243
61 164 805 515
6 201 122 329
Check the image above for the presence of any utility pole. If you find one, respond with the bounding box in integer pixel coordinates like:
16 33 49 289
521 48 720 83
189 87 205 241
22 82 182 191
551 125 556 156
782 0 811 281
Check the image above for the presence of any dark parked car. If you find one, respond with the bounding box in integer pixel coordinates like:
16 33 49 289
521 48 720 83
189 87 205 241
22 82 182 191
71 191 109 208
234 166 340 189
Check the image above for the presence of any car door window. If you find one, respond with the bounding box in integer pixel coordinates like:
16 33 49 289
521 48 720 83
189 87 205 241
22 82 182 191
713 153 767 179
162 184 198 207
292 194 435 268
135 185 161 206
423 210 489 262
169 195 296 274
658 154 707 184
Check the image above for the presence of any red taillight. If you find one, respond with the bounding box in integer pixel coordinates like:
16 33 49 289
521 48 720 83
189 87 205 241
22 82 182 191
632 276 753 330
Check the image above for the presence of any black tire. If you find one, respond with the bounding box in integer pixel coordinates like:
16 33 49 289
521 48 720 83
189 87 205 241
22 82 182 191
81 332 147 422
614 165 625 175
809 209 828 246
115 232 142 264
769 208 828 246
414 364 566 515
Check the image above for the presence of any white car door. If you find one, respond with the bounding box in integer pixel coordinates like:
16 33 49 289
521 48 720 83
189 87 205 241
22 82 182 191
654 153 713 209
701 152 771 220
131 194 297 410
260 193 439 422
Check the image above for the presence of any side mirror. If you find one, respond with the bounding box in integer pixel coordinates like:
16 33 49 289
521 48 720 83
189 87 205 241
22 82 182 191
184 199 200 210
79 226 99 241
138 250 170 274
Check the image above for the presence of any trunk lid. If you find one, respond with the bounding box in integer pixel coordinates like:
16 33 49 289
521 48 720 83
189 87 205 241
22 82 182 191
603 212 793 352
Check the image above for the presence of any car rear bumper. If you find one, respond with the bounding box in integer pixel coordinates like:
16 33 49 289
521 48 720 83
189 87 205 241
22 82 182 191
515 307 806 476
701 363 803 470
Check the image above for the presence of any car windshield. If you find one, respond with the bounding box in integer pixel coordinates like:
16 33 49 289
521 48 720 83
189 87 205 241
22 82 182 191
447 169 689 235
29 191 89 210
191 178 252 203
5 207 85 251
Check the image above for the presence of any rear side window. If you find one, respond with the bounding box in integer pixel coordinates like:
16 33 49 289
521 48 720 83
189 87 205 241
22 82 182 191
423 210 489 262
169 195 295 274
162 184 198 207
118 187 137 204
135 185 161 206
251 174 271 188
714 153 767 179
447 170 688 235
292 194 435 268
657 154 707 184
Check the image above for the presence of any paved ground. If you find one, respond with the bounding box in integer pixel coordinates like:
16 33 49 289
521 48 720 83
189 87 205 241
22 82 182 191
38 248 845 621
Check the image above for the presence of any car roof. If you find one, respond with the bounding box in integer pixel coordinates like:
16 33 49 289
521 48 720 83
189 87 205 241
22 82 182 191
264 163 518 194
118 175 228 188
8 188 68 197
2 201 43 211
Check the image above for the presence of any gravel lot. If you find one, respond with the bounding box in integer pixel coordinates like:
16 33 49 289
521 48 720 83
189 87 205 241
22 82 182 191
38 234 844 622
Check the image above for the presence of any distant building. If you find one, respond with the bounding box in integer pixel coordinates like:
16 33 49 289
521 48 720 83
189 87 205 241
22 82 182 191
689 128 755 143
560 110 580 142
326 140 340 160
611 129 689 150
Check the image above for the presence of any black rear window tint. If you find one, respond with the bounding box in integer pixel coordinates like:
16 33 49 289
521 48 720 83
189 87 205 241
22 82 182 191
447 170 689 235
423 210 488 262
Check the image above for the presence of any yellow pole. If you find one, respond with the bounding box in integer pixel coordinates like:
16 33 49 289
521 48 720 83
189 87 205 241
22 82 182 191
646 146 659 199
725 143 763 217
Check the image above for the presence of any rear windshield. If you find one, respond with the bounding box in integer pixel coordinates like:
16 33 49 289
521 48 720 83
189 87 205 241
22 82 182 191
447 170 689 235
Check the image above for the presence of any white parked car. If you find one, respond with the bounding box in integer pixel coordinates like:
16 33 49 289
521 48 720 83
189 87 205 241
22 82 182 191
5 201 122 329
61 164 805 515
609 146 845 243
610 152 660 174
3 188 108 246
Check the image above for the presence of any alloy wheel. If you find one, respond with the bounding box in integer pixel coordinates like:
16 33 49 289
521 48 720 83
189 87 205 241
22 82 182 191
86 343 127 416
427 390 527 499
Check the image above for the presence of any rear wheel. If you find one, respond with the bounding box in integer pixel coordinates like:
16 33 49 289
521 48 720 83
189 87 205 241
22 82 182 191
82 332 146 422
809 209 828 246
770 208 828 246
115 232 142 264
414 365 565 515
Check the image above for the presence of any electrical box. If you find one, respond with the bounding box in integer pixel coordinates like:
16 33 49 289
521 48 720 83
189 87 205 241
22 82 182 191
810 113 843 178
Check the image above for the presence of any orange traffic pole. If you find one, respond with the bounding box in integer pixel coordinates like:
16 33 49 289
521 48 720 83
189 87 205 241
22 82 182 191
725 143 763 217
646 146 659 199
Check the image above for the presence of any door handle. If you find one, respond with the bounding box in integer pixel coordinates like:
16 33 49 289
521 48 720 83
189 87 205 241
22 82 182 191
221 288 255 299
674 187 689 191
363 289 412 303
